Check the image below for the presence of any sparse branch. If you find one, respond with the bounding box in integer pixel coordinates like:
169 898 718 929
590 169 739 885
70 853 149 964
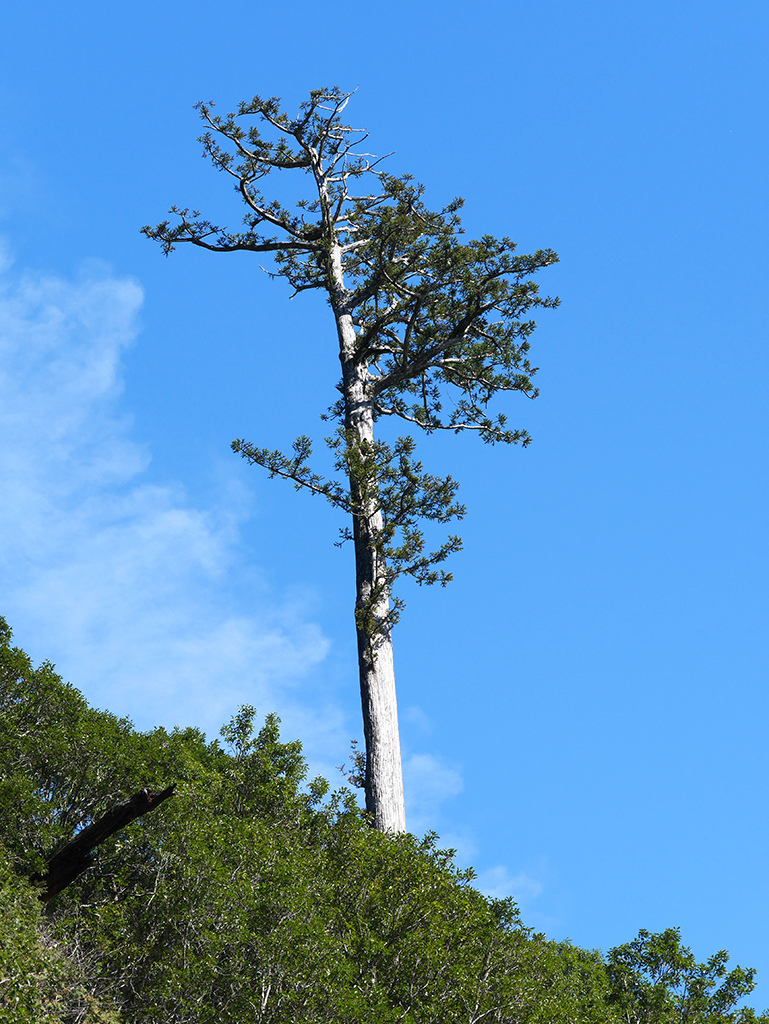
238 180 313 240
140 207 318 256
232 437 352 512
199 120 311 172
374 401 530 444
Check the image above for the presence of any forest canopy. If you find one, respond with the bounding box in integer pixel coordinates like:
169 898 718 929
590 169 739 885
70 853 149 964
0 615 765 1023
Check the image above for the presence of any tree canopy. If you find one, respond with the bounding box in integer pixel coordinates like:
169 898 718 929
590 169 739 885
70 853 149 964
1 616 766 1023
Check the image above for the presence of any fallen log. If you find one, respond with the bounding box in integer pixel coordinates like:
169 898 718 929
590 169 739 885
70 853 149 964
32 784 176 901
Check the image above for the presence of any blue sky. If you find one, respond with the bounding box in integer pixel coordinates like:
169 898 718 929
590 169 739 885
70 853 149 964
2 0 768 1005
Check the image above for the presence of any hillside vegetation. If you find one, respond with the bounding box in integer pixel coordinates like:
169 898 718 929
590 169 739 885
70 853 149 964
0 617 764 1023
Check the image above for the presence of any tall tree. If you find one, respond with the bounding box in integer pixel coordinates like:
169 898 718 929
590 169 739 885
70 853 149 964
143 87 558 832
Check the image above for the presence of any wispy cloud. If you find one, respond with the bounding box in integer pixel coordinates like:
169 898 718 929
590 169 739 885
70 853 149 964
474 865 544 903
0 247 336 752
0 245 482 834
472 863 560 932
403 704 435 735
403 752 464 833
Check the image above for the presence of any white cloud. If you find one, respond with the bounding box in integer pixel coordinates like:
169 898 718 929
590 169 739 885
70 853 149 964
0 238 14 274
403 704 434 735
474 865 544 904
0 156 43 221
0 250 336 752
403 752 464 833
0 248 498 842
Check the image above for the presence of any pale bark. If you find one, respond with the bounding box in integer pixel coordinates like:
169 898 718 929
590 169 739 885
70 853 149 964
330 238 406 833
346 376 405 834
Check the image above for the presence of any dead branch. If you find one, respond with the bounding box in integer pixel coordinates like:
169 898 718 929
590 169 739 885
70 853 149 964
32 784 176 901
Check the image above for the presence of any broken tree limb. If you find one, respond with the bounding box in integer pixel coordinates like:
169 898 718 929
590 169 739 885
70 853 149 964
32 783 176 901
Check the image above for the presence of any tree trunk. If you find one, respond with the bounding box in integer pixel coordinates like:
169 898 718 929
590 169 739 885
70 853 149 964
330 243 406 833
345 372 406 833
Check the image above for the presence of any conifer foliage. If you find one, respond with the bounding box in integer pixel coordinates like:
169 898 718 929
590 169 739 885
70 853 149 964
142 87 559 831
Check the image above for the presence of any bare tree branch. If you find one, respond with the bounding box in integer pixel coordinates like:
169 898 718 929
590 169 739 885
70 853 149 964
31 784 176 902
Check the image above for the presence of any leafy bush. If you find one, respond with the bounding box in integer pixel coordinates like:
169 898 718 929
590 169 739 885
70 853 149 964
0 616 765 1023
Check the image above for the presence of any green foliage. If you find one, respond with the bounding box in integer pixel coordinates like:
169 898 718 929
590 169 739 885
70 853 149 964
0 844 123 1023
143 89 558 442
1 617 766 1023
0 613 219 874
144 87 558 633
232 429 464 634
605 927 769 1024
